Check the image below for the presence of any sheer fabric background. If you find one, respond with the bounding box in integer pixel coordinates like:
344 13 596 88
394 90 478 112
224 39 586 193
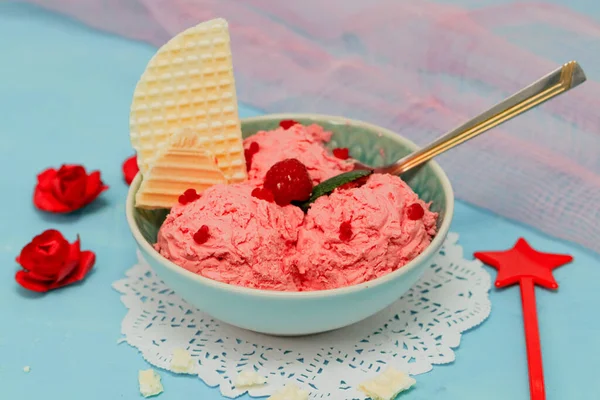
20 0 600 252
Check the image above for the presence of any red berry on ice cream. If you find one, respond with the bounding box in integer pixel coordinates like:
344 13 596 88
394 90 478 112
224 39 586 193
244 150 253 170
263 158 313 206
406 203 425 220
251 187 275 203
279 119 299 130
184 188 200 201
179 188 200 205
332 147 350 160
193 225 210 244
244 141 260 170
339 221 353 241
337 175 370 191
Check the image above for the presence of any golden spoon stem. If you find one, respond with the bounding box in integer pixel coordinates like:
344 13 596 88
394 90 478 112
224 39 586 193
376 61 586 176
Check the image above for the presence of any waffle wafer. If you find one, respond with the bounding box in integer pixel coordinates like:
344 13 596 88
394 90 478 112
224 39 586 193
136 130 227 209
130 18 247 184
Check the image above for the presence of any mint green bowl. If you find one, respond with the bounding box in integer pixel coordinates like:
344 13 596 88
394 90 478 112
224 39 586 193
126 113 454 335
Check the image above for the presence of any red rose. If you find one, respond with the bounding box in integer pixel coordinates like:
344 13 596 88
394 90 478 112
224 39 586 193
34 164 108 213
15 229 96 293
122 155 139 185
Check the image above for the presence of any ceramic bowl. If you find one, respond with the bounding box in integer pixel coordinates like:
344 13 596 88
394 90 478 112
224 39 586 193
126 113 454 335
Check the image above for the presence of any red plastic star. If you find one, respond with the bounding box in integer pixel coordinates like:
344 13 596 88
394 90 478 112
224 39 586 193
474 238 573 400
474 238 572 290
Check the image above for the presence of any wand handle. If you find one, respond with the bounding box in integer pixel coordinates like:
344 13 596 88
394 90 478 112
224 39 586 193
520 277 545 400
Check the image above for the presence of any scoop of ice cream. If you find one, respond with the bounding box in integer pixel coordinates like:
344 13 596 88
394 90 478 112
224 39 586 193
154 183 304 291
155 123 439 292
244 123 353 184
294 174 438 291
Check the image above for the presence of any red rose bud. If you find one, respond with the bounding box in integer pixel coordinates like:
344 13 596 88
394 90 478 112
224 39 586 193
279 120 299 130
15 229 96 293
122 155 139 185
332 148 350 160
34 164 108 213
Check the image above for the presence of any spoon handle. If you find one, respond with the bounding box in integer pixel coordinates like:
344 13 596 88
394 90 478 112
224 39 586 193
384 61 586 176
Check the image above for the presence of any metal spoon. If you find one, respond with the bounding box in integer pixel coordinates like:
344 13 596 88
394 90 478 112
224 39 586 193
355 61 586 175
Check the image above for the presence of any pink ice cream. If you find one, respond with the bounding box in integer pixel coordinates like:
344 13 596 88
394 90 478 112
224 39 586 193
243 123 353 184
154 182 304 291
154 124 438 292
294 174 437 291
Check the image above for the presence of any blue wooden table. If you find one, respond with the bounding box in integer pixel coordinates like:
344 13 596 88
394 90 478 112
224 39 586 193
0 3 598 399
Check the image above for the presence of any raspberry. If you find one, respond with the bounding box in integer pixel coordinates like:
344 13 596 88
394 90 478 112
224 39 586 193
244 142 260 170
339 221 353 241
244 150 253 170
279 119 299 130
183 188 199 200
193 225 210 244
332 147 350 160
263 158 313 206
178 188 200 205
251 187 275 203
406 203 424 220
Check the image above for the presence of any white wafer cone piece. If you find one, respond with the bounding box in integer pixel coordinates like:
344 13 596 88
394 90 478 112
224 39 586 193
130 18 247 184
136 130 227 209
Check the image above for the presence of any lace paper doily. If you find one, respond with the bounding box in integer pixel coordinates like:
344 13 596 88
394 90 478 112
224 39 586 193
113 233 491 399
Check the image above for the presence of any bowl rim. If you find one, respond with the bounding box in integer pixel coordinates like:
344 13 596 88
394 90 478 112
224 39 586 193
126 112 455 299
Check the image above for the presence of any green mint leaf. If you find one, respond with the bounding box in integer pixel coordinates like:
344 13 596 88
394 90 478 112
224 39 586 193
294 169 373 212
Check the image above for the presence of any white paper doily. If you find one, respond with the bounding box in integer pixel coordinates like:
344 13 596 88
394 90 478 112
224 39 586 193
113 232 491 399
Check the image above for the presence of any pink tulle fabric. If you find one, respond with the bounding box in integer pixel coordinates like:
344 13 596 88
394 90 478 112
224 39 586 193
22 0 600 252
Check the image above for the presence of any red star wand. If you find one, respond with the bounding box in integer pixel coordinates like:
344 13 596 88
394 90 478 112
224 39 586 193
474 238 573 400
